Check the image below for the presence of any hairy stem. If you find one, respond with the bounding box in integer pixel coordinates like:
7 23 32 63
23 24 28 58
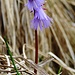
34 30 38 74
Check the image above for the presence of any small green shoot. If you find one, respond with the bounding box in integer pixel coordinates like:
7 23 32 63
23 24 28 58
57 66 62 75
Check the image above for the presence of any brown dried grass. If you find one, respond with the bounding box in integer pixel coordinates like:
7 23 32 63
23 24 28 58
0 0 75 75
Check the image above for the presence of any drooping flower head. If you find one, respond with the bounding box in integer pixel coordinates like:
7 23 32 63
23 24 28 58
31 8 53 30
26 0 45 11
25 0 53 30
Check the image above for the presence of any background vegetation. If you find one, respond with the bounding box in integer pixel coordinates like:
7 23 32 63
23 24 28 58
0 0 75 75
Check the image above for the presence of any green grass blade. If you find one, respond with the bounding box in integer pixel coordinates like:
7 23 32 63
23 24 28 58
4 37 21 75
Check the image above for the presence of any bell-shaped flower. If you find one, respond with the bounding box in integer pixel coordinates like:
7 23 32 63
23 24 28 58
26 0 44 11
31 8 53 30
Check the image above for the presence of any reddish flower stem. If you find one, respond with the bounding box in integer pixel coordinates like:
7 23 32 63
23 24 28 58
34 30 38 74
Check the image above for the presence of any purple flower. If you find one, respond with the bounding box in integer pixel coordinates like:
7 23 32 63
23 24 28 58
31 8 53 30
26 0 44 11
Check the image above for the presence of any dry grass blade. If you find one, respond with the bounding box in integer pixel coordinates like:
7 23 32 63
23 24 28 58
14 59 36 75
5 55 11 75
38 57 54 67
0 0 75 75
25 59 49 75
48 52 75 73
